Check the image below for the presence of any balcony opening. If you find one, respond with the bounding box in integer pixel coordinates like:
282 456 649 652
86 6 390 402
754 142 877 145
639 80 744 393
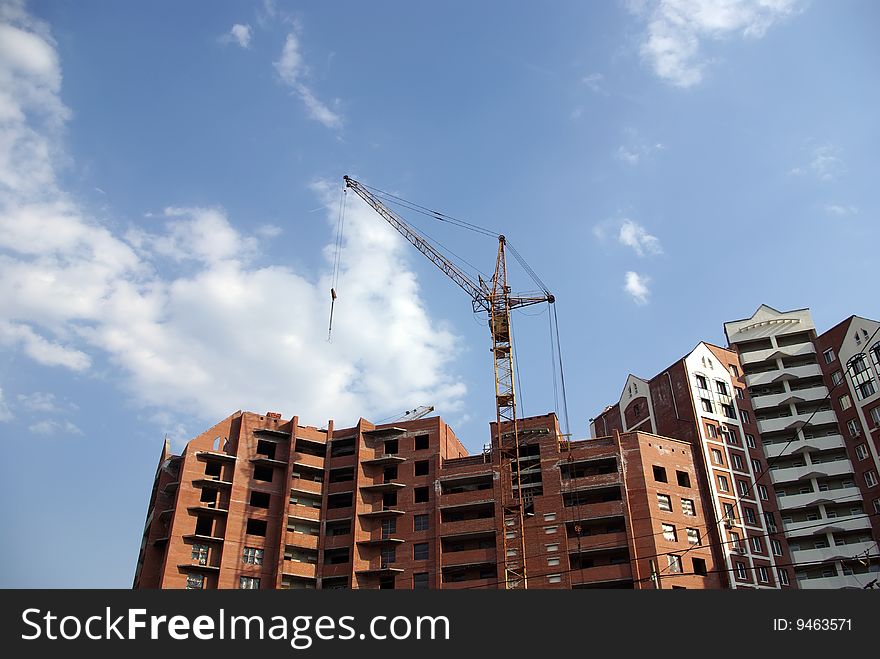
414 460 429 477
382 491 398 508
324 548 350 565
292 465 323 483
378 575 396 589
330 437 355 457
249 491 271 509
296 438 326 458
329 467 355 483
440 475 493 494
383 465 398 482
205 461 222 479
200 488 218 505
256 439 276 460
246 518 267 537
326 519 351 536
322 577 349 590
327 492 354 509
384 439 399 455
195 516 214 537
253 466 274 482
560 457 617 480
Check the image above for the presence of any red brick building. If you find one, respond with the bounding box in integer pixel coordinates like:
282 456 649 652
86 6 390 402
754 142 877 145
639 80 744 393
591 342 797 589
134 411 722 589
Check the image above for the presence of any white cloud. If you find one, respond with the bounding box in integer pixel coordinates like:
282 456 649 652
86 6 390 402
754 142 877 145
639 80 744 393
228 24 252 49
28 418 82 436
628 0 802 87
810 145 846 181
624 271 651 305
614 130 665 166
0 387 11 421
256 223 283 238
273 32 343 130
824 204 858 217
581 72 605 93
618 219 663 257
615 146 641 165
0 6 464 431
17 391 68 413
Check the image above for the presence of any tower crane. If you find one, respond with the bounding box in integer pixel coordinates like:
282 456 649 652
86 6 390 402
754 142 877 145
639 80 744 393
343 175 555 589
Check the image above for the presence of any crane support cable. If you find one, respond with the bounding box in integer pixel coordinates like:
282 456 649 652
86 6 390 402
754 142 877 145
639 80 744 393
552 301 571 439
328 186 348 341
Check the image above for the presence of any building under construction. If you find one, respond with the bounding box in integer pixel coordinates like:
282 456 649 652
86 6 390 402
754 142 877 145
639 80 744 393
134 409 744 590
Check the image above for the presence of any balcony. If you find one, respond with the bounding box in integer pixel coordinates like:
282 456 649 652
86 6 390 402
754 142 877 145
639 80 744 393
291 453 324 470
186 504 229 516
286 531 320 550
441 547 496 567
797 573 872 590
739 343 815 366
195 450 237 463
177 562 221 573
182 533 224 544
290 478 323 496
569 563 632 586
358 507 406 519
770 459 853 484
561 472 620 490
763 434 845 459
359 481 406 493
785 515 871 536
439 517 496 536
568 531 629 553
288 504 321 522
568 501 626 520
356 535 406 546
355 562 404 575
192 476 233 489
776 486 862 511
793 540 877 565
162 481 180 495
251 456 288 469
439 491 495 508
283 561 318 579
758 409 838 435
745 363 823 387
361 455 407 467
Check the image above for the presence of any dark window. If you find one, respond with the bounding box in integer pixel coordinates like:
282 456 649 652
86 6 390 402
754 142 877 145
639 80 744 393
382 491 398 508
414 460 429 476
692 557 707 576
384 439 399 455
256 439 276 459
329 467 354 483
253 466 273 482
327 520 351 536
330 437 355 457
327 492 353 509
246 518 267 537
378 576 395 590
324 548 350 565
200 488 217 504
415 434 430 450
380 546 396 564
195 516 213 536
413 543 429 561
413 572 429 590
414 514 429 532
414 487 430 503
249 491 271 509
205 461 222 478
676 471 691 488
652 465 668 483
383 466 398 482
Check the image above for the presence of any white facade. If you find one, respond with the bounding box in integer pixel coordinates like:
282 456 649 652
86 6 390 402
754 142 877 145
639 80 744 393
725 305 874 589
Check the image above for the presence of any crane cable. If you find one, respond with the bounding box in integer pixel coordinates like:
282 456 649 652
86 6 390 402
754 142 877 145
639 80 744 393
328 186 348 342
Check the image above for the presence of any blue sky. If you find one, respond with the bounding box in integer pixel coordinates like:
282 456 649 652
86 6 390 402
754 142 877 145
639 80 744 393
0 0 876 587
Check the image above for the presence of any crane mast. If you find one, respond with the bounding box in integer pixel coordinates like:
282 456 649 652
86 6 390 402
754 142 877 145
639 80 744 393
343 176 553 589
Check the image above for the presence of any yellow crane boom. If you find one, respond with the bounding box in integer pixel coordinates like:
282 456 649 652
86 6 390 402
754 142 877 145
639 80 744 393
343 175 554 589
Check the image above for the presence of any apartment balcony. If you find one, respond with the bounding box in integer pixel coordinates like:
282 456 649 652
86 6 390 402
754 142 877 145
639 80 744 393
177 562 221 574
739 343 815 366
758 409 837 435
359 481 406 493
770 459 853 484
356 535 406 546
561 472 621 490
441 547 496 567
186 504 229 517
355 562 404 576
745 363 823 387
323 534 353 550
439 517 497 536
192 476 233 489
286 531 320 550
287 504 321 522
291 453 325 470
283 560 318 579
569 563 632 586
439 491 495 508
162 480 180 495
785 384 828 402
776 486 862 511
567 531 629 553
195 450 237 464
568 501 626 520
182 533 224 544
358 507 406 519
751 391 805 411
763 434 846 459
793 540 877 565
360 455 407 467
251 456 288 469
797 573 874 590
290 478 323 496
785 515 872 536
